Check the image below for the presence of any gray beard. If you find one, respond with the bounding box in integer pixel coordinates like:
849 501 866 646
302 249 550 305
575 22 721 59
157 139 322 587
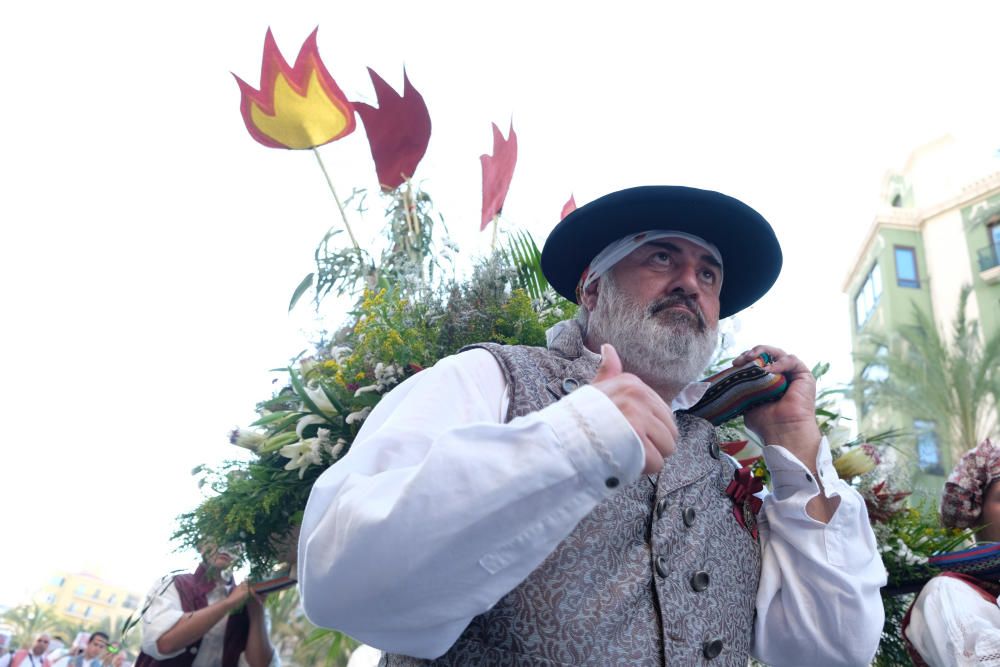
586 274 718 396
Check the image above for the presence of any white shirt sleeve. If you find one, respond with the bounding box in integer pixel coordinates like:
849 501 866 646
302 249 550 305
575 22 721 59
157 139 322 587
0 653 12 667
905 575 1000 667
298 349 645 659
139 576 186 660
752 437 887 667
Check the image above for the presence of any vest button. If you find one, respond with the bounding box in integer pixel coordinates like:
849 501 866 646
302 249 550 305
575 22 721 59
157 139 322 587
708 442 721 459
655 555 669 578
682 506 696 526
561 377 580 393
703 638 724 659
656 498 669 518
691 570 710 591
605 476 619 489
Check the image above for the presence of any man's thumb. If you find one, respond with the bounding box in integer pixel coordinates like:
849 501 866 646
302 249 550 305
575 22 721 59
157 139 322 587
594 343 623 381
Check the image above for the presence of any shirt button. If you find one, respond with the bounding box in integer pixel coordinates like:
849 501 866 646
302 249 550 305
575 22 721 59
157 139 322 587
691 570 710 592
805 473 813 483
561 377 579 393
656 498 669 518
605 476 619 489
703 638 724 659
682 507 696 527
655 556 669 578
708 442 721 459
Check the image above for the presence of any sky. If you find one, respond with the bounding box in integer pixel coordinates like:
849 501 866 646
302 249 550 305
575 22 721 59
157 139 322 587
3 0 1000 609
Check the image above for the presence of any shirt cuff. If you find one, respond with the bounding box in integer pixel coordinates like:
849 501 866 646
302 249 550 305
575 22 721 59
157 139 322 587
762 436 842 504
540 384 645 495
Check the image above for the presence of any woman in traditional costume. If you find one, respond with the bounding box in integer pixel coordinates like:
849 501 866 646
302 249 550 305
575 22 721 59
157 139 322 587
905 439 1000 666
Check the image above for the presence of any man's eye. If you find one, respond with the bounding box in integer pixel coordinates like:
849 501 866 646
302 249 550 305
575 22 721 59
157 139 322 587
652 252 671 264
700 269 717 283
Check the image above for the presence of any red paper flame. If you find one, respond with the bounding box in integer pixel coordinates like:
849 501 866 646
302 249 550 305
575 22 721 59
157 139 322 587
355 68 432 191
480 122 518 230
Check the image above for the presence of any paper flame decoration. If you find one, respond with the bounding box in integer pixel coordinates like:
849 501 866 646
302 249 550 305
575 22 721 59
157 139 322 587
480 122 518 231
234 28 356 149
355 68 432 191
561 195 577 220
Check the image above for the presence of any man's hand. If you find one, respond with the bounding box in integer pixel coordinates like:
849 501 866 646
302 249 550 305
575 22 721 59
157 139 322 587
591 344 678 475
732 345 821 461
734 346 840 523
225 581 253 611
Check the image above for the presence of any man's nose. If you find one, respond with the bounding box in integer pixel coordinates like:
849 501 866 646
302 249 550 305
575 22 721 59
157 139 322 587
666 263 702 298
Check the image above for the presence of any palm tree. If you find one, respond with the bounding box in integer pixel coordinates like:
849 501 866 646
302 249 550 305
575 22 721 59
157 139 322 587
265 587 359 666
856 285 1000 462
1 603 72 650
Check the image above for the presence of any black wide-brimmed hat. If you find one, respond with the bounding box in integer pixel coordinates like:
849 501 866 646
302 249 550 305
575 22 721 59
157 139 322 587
541 185 782 319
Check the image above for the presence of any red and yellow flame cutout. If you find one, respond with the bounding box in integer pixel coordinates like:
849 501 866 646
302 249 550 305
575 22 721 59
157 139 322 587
234 28 356 149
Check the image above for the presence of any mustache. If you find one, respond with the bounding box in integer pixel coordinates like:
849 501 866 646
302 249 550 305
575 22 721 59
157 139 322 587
648 294 707 330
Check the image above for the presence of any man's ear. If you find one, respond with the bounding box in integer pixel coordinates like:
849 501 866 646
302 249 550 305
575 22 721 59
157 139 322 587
580 278 600 312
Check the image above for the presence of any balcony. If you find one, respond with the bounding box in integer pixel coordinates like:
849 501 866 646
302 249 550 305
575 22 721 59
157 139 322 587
979 242 1000 284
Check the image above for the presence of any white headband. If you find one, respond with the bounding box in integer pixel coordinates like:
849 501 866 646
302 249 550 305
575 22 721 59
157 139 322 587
578 230 723 296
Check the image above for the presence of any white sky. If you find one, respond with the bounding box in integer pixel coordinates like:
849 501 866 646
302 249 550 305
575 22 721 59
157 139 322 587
3 0 1000 607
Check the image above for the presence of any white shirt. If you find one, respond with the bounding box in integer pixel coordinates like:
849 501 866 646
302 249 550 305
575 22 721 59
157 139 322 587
0 651 49 667
140 574 279 667
906 574 1000 666
298 349 887 665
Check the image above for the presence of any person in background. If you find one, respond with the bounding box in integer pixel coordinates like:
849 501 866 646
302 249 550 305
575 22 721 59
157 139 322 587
135 543 278 667
0 633 52 667
51 633 108 667
905 438 1000 666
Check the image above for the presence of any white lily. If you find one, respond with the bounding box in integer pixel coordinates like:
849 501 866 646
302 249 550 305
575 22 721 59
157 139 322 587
228 428 267 453
280 438 323 479
303 385 338 417
296 414 328 439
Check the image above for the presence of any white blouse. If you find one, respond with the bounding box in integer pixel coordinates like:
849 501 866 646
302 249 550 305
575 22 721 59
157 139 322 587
906 574 1000 666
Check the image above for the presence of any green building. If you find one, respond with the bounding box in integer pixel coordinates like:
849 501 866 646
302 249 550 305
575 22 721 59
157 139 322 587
843 136 1000 498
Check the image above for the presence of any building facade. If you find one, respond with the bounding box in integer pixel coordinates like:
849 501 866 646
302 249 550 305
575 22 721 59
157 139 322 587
843 136 1000 498
34 571 143 631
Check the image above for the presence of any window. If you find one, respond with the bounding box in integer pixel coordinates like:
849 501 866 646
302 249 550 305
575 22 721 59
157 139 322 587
991 222 1000 261
915 419 944 475
860 348 889 416
50 576 65 587
891 193 903 207
66 603 76 613
83 606 92 619
73 585 87 596
855 263 882 329
92 588 101 600
107 593 117 605
44 593 56 604
894 246 920 288
123 595 140 610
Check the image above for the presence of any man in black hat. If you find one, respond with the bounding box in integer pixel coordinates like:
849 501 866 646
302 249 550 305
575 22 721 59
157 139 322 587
298 186 886 666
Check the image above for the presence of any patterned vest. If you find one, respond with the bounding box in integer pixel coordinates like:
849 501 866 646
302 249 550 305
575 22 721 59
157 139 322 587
383 324 762 666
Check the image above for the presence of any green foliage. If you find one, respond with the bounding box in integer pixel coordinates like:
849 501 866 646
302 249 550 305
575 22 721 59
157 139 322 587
266 588 358 666
174 235 576 580
1 604 72 651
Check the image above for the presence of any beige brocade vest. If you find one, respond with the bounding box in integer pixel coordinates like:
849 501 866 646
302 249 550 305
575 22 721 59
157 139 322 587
382 325 762 666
